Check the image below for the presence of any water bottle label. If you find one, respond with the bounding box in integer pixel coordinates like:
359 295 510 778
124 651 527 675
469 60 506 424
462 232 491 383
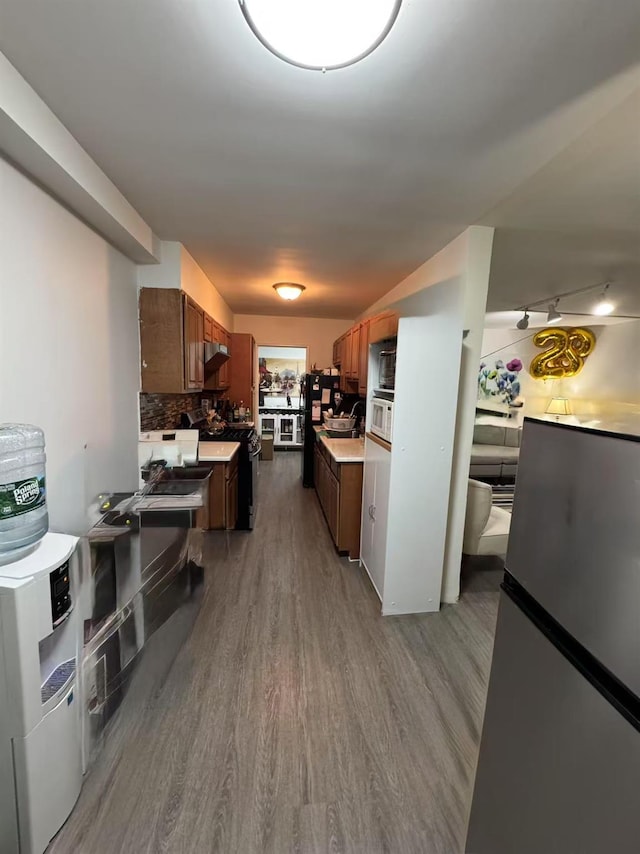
0 475 46 518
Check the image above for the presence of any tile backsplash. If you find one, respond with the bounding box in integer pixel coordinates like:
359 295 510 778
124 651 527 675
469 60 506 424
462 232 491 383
139 393 205 431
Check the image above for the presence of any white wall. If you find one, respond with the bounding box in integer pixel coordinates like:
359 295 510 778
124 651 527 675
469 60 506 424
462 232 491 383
480 320 640 431
0 51 158 263
179 247 234 331
234 314 353 369
137 241 234 331
0 157 141 535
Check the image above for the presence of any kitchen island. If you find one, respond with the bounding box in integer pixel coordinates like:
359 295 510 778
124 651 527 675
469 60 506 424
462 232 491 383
312 427 364 559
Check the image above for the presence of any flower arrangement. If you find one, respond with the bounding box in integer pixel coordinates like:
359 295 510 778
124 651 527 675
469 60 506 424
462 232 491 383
478 358 523 406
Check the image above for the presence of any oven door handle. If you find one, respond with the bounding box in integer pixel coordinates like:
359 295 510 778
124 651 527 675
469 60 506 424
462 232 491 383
251 444 262 458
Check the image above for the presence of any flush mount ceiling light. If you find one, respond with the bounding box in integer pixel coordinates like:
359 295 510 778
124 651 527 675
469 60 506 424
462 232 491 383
593 283 615 316
239 0 402 71
516 310 530 330
273 282 306 300
546 300 563 325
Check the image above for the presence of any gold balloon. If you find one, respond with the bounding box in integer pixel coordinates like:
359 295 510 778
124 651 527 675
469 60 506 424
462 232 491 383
530 327 595 379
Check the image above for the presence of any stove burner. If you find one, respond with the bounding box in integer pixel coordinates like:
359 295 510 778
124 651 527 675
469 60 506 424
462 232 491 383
200 428 256 443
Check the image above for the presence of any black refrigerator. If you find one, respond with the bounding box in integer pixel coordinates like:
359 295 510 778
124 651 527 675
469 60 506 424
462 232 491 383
466 419 640 854
301 372 341 487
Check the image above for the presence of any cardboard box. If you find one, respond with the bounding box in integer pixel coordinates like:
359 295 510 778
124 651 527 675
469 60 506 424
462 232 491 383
260 435 274 461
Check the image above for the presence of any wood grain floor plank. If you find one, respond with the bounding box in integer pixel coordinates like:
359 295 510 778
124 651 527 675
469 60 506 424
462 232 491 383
49 453 501 854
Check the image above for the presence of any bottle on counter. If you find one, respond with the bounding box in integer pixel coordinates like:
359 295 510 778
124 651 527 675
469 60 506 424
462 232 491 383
233 402 240 422
245 407 251 423
239 401 246 421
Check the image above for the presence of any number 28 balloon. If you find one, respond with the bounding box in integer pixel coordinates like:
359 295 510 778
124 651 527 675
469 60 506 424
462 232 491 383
530 327 596 379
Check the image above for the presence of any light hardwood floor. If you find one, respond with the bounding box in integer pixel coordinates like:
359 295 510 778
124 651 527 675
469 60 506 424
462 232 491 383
49 453 501 854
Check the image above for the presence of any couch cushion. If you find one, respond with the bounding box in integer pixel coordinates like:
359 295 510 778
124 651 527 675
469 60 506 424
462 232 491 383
470 444 520 465
504 426 522 448
473 424 506 445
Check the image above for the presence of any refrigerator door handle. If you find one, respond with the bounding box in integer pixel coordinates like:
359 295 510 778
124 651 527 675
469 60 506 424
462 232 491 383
503 572 640 733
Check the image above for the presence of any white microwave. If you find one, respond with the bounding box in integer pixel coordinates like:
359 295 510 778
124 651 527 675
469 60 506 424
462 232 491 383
370 396 394 443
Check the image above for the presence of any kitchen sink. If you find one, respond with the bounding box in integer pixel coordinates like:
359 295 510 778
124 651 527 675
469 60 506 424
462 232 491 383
148 481 202 496
152 466 212 481
140 466 212 491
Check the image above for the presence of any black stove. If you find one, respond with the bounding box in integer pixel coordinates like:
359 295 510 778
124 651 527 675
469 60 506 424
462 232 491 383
201 427 255 443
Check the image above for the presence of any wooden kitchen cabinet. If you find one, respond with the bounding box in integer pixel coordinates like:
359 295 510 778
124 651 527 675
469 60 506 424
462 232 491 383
203 324 232 391
219 329 232 389
206 453 239 529
368 312 398 344
227 333 255 408
332 338 341 367
331 314 390 393
184 296 204 390
343 328 353 378
204 313 213 343
314 440 363 559
140 288 204 393
358 320 369 396
350 323 361 380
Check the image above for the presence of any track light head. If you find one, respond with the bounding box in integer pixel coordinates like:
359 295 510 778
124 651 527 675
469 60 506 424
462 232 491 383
516 310 530 330
546 300 563 325
594 283 614 316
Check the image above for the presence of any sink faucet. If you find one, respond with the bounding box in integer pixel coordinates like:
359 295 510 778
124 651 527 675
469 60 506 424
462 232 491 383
349 400 364 418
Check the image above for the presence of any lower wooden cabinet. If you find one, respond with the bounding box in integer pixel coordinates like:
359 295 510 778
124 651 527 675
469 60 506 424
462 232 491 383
203 454 239 530
314 441 363 559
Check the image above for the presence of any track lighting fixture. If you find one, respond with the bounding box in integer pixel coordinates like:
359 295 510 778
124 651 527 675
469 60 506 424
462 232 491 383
546 300 562 325
512 280 615 328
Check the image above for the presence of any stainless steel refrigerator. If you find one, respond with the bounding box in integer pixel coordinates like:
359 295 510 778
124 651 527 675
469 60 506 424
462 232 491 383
301 372 341 487
467 419 640 854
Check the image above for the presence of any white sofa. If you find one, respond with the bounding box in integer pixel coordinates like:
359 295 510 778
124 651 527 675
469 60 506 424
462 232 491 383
463 479 511 557
469 421 521 479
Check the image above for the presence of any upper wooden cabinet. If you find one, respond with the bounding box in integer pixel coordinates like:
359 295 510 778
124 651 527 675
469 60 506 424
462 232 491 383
332 338 341 367
140 288 202 393
204 313 213 343
358 321 369 396
332 313 396 396
227 332 255 407
368 312 398 344
184 297 204 390
350 323 361 380
140 288 231 394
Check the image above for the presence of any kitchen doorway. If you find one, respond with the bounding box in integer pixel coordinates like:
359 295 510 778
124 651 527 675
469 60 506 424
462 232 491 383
257 346 307 449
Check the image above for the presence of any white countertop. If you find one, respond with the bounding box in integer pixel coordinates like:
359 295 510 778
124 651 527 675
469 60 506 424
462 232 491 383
198 442 240 462
316 431 365 463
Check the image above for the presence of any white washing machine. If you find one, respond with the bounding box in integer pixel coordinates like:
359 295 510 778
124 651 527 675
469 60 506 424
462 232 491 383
0 533 82 854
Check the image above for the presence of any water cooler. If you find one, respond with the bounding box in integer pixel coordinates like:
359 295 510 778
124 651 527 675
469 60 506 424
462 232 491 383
0 533 82 854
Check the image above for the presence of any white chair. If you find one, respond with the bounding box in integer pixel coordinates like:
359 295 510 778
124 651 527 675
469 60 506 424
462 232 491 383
463 479 511 557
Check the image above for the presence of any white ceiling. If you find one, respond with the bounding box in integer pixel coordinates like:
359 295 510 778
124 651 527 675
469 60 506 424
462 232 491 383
1 0 639 318
484 88 640 318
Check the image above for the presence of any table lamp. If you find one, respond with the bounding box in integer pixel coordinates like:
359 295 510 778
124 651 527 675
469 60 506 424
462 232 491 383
546 397 572 420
